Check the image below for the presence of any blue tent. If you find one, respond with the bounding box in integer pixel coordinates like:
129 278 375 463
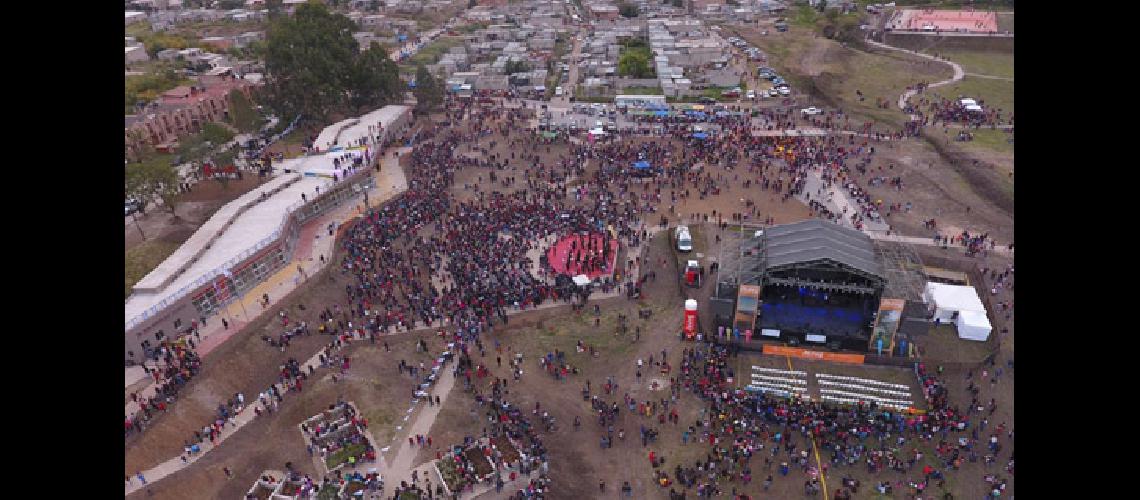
654 110 668 116
715 111 731 117
691 111 708 119
691 133 709 140
632 161 651 170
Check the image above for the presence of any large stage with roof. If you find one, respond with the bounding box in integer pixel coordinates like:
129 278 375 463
710 220 893 350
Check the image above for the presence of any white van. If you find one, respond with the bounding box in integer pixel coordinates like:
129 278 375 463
555 86 564 96
674 225 693 252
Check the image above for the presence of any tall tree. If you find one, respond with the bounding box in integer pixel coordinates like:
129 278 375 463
349 42 403 112
618 50 652 78
413 65 442 113
263 2 360 123
126 154 181 216
226 89 259 133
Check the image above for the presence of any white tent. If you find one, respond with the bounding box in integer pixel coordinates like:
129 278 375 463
923 282 986 323
965 104 984 112
959 98 977 106
572 274 592 286
955 309 992 341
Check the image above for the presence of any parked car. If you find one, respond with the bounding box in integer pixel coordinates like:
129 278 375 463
746 90 756 99
778 87 791 96
125 198 143 216
801 107 823 116
698 96 718 104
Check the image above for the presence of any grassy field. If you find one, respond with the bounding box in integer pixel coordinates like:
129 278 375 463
923 48 1013 79
962 127 1014 154
125 239 181 298
739 26 952 128
621 86 664 95
926 76 1014 115
832 46 954 126
997 12 1014 33
402 36 464 68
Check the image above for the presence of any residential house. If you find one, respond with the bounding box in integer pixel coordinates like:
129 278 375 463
125 75 256 160
360 14 390 30
126 11 147 26
591 5 619 21
201 36 235 51
156 48 182 61
233 31 265 49
126 45 151 65
353 32 379 49
282 0 310 14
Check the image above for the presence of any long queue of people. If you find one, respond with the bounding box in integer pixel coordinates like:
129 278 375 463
126 338 202 437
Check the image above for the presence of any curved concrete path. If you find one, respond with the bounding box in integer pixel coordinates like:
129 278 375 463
862 39 965 116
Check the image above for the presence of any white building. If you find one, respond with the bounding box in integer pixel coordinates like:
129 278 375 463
126 11 147 26
126 45 150 65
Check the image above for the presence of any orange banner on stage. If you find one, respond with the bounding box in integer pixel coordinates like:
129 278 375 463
763 345 866 365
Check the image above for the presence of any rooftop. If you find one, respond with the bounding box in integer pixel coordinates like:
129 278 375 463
763 219 884 279
126 105 410 329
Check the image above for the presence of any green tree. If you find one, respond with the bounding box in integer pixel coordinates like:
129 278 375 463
201 122 236 145
126 154 181 216
216 0 245 9
348 42 404 113
413 65 442 113
468 0 476 7
264 2 360 123
177 122 235 164
671 0 683 7
267 0 284 19
618 49 653 78
126 67 185 113
504 59 531 75
227 89 260 133
818 0 828 13
618 2 640 17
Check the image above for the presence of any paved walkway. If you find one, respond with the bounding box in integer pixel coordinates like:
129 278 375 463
798 166 891 233
965 73 1013 82
865 230 1012 257
375 365 458 486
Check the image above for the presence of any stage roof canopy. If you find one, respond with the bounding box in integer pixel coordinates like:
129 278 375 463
763 220 884 280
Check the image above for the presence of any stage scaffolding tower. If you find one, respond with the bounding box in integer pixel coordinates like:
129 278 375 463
713 221 770 300
874 240 928 302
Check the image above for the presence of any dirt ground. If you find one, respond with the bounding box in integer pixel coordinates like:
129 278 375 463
727 23 1013 244
408 228 1015 500
848 138 1013 243
125 175 272 253
125 281 443 499
128 95 1013 499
